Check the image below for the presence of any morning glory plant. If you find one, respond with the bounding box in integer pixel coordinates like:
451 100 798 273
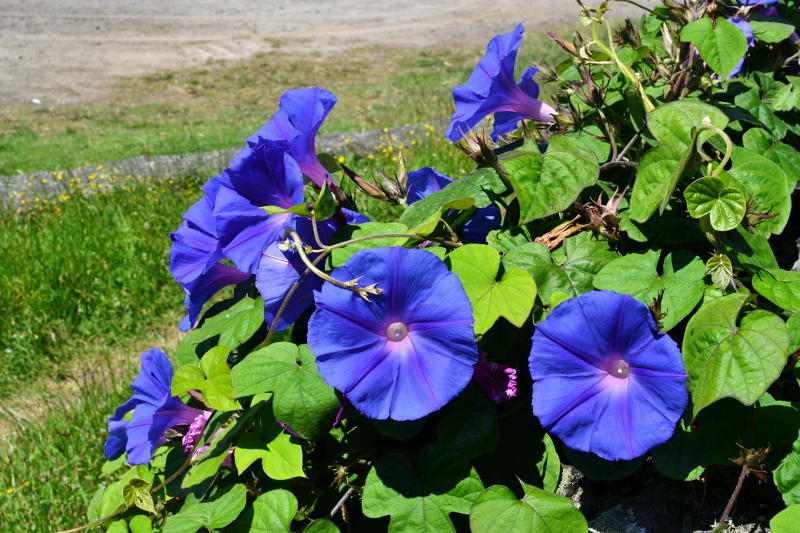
529 291 688 461
406 166 501 243
84 2 800 532
256 208 368 331
446 23 557 142
232 87 339 188
308 247 478 420
169 176 250 331
105 348 205 465
214 140 305 273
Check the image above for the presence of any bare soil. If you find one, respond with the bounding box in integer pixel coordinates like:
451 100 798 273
0 0 647 106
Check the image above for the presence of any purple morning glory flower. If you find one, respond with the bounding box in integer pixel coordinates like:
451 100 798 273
406 166 501 243
255 208 369 331
232 87 338 188
739 0 779 5
105 348 205 465
529 291 688 461
307 247 478 421
215 141 305 273
726 17 755 78
446 24 557 142
169 176 250 331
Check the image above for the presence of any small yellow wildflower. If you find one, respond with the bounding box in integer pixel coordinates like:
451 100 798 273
97 164 104 171
6 488 13 495
41 178 48 183
383 127 389 133
23 482 29 487
344 138 351 143
337 155 345 163
367 154 375 160
391 156 398 163
410 130 415 135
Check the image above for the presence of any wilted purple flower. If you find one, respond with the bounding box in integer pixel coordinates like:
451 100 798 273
169 176 250 331
255 208 368 331
406 166 501 243
446 24 556 142
215 140 305 273
529 291 687 461
473 351 517 404
726 17 755 78
105 348 205 465
232 87 338 188
308 247 478 420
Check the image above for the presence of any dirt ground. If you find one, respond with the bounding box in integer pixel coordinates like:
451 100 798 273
0 0 648 107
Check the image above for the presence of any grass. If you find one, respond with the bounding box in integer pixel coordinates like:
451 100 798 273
0 173 206 396
0 377 131 532
0 36 565 176
0 318 184 532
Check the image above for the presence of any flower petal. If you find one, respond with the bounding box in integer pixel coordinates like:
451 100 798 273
308 247 478 420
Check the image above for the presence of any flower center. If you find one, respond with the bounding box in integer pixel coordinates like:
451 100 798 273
386 322 408 342
608 359 630 379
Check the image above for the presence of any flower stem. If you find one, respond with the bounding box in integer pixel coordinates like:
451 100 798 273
712 464 748 533
288 231 383 301
264 250 329 346
592 19 655 112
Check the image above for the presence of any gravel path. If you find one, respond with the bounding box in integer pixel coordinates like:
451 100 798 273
0 0 647 106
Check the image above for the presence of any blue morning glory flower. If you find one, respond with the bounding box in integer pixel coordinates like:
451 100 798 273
446 24 557 142
256 208 368 331
307 247 478 421
406 166 501 243
104 348 205 465
215 141 305 273
232 87 338 188
726 17 755 78
529 291 688 461
739 0 779 5
169 176 250 331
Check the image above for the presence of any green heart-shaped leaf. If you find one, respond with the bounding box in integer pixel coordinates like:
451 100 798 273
753 269 800 311
175 293 265 366
729 147 791 235
163 484 247 533
249 490 298 533
231 343 339 439
680 17 749 78
502 135 599 225
775 430 800 506
683 176 746 231
593 249 705 330
362 444 484 533
469 483 588 533
682 293 790 418
172 346 241 411
629 100 729 222
503 232 618 304
447 244 536 334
